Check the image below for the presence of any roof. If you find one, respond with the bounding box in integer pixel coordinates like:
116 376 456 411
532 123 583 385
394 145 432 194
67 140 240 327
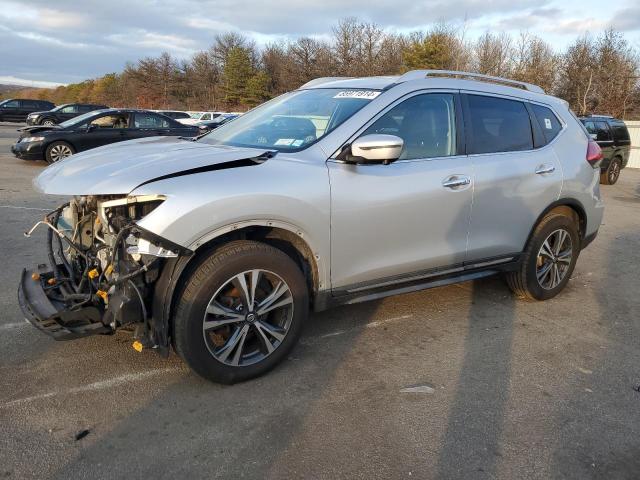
299 70 546 96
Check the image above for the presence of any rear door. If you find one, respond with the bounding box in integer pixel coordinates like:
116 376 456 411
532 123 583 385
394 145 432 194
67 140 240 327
129 111 177 139
463 93 563 262
21 100 40 120
583 120 614 163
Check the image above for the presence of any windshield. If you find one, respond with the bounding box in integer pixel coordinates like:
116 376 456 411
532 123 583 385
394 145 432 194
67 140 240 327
198 88 380 151
59 110 105 128
50 104 68 112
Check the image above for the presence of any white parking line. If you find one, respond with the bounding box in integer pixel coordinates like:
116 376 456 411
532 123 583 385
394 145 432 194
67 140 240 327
303 314 414 345
0 368 182 409
0 205 51 212
0 321 28 331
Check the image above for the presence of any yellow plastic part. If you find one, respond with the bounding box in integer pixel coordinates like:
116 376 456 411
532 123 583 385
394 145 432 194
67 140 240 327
105 264 114 276
47 278 56 285
88 269 99 279
31 272 40 281
96 290 108 302
132 341 143 352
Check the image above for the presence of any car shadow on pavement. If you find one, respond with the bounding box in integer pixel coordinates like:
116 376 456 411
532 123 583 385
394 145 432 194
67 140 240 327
48 300 385 479
434 279 516 479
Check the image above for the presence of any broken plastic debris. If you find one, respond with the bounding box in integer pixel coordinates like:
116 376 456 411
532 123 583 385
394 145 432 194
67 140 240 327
75 429 90 441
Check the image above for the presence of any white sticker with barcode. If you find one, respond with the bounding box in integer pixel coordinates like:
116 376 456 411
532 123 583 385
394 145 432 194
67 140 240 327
333 90 381 99
274 138 295 146
544 118 552 129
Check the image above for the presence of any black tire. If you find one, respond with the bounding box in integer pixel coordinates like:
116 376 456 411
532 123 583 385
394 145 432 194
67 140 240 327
173 240 309 384
40 118 57 126
506 212 580 301
600 156 622 185
44 141 75 164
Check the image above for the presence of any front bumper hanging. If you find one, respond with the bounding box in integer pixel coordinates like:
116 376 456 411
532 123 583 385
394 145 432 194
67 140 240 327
18 265 110 341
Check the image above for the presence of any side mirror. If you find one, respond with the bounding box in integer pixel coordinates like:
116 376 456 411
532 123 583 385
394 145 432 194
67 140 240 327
350 134 403 164
84 124 96 132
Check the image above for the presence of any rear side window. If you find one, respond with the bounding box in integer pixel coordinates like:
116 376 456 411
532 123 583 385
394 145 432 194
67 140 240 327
531 104 562 144
582 121 612 141
466 95 533 154
610 122 630 142
23 101 39 109
133 112 170 128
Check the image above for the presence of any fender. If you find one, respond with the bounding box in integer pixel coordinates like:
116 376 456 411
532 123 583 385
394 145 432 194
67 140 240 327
150 219 328 353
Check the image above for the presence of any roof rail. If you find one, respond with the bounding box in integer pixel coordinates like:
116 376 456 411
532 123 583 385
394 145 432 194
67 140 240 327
395 70 545 94
587 114 614 118
299 77 353 89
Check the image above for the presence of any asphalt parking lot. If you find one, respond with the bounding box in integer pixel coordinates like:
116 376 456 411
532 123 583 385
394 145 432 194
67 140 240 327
1 122 640 480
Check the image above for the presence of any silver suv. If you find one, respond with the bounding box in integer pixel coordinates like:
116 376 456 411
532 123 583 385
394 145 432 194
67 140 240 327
19 70 604 383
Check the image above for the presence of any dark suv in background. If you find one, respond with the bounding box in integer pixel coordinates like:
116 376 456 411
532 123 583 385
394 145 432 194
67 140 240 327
580 115 631 185
0 99 54 122
26 103 107 126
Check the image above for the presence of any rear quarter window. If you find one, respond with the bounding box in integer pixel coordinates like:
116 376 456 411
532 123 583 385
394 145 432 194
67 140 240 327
531 104 562 144
466 95 533 154
610 122 630 142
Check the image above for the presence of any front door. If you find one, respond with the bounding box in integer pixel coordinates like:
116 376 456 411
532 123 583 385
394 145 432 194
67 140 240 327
74 112 131 152
328 92 473 292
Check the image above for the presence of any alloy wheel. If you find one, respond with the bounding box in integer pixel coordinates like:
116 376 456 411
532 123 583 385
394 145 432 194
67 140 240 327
49 144 73 162
609 160 620 184
202 269 294 366
42 120 55 126
536 228 573 290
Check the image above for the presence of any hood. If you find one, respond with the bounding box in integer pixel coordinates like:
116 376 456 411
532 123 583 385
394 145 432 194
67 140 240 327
27 110 49 117
34 136 270 195
19 125 61 134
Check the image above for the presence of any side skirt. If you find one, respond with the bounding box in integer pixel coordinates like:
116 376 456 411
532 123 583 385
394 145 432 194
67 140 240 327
313 256 520 312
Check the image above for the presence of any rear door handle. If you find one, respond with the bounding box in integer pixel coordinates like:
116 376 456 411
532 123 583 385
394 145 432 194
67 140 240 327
442 175 471 189
535 165 556 175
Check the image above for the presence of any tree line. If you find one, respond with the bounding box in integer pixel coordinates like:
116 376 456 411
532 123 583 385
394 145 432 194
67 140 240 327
6 18 640 119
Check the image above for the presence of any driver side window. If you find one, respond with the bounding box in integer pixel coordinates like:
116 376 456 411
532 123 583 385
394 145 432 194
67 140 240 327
362 93 457 160
90 114 129 129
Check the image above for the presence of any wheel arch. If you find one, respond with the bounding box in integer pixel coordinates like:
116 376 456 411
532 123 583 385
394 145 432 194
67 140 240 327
524 199 587 250
152 222 323 352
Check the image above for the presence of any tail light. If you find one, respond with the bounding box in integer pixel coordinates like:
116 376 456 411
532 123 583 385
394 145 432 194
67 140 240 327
586 139 603 168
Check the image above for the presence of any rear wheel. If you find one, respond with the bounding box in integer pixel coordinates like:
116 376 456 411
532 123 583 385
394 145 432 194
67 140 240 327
45 141 74 164
601 156 622 185
173 240 308 384
506 212 580 300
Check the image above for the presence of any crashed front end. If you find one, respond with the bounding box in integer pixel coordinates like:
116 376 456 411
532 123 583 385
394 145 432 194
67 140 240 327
18 194 190 352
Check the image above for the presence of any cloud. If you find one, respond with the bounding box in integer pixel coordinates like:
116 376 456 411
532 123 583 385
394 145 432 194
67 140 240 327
0 0 639 84
0 75 66 88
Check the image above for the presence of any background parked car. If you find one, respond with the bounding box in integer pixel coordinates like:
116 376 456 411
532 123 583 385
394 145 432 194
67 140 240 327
195 113 239 132
178 111 223 125
11 108 200 163
153 110 191 120
579 115 631 184
0 98 54 122
26 103 107 126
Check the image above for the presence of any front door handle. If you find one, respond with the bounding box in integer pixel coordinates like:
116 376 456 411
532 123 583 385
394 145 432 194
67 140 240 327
442 175 471 189
535 165 556 175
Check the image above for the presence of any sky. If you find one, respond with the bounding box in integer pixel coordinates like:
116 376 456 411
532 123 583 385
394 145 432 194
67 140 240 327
1 0 639 87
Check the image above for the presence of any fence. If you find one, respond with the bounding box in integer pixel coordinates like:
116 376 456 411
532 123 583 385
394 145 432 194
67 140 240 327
625 121 640 169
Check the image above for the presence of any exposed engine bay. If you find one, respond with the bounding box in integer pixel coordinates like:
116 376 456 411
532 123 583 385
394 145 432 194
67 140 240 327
18 195 187 351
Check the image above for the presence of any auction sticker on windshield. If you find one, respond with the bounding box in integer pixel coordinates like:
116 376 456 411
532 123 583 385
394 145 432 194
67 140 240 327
334 90 381 99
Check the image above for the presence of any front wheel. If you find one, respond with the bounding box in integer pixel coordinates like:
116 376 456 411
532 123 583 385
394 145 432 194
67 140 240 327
506 212 580 300
45 141 75 164
173 240 309 384
41 118 56 126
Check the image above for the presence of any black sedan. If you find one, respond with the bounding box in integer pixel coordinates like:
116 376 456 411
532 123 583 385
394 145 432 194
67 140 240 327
195 113 239 132
26 103 107 126
12 109 200 163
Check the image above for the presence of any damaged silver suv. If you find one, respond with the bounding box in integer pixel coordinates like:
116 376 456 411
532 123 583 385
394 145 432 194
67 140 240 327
19 70 604 383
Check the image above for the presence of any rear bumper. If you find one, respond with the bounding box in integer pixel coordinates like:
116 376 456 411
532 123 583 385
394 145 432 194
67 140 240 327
18 266 110 340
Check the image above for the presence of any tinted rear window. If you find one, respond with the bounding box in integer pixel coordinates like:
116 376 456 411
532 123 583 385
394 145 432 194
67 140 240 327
531 104 562 144
610 122 630 142
466 95 533 154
